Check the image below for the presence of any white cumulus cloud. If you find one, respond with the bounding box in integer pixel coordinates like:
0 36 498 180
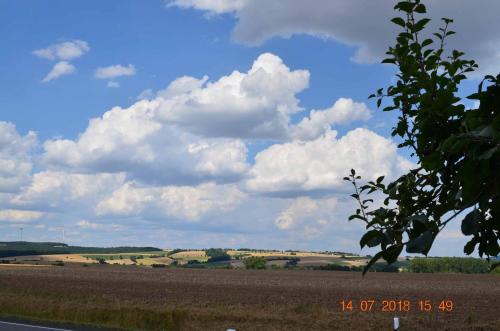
41 99 249 185
155 53 309 139
0 122 36 193
289 98 371 141
246 128 413 196
11 171 126 212
96 181 245 221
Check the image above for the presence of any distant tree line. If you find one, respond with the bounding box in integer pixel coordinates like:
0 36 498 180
0 241 161 258
310 263 399 273
408 257 493 273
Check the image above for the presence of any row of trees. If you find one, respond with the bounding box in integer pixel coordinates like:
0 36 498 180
409 257 492 273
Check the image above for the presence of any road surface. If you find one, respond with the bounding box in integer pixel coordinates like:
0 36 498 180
0 321 73 331
0 320 113 331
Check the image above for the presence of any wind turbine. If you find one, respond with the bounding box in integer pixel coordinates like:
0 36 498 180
56 226 65 243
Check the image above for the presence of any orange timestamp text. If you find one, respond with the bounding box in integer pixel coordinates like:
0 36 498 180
339 299 454 312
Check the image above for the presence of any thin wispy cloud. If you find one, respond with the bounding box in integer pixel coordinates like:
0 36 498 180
95 64 136 79
34 39 89 82
33 40 90 61
41 61 76 83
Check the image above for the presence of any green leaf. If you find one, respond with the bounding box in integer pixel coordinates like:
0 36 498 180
406 231 434 254
391 17 407 27
414 18 431 32
360 230 383 248
461 209 481 235
382 245 403 264
348 214 366 222
464 238 478 255
421 38 433 47
395 2 414 13
414 3 426 13
382 58 397 64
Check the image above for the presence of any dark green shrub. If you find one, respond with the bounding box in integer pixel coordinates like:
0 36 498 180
243 256 266 269
205 248 231 262
151 264 166 268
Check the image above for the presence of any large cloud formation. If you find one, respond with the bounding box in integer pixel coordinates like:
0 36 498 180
1 53 414 251
246 128 412 196
155 53 310 139
41 99 249 185
41 53 372 187
169 0 500 76
95 182 245 221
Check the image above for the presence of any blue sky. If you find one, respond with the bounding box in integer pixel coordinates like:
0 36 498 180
1 0 498 256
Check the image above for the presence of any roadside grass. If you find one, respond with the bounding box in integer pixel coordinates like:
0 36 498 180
0 291 186 331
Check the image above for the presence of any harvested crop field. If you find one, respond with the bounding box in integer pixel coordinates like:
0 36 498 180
0 265 498 331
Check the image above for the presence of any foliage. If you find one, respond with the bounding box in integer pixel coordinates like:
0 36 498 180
345 0 499 274
408 257 490 273
310 263 399 272
284 259 299 268
205 248 231 262
151 264 166 268
0 241 161 258
243 256 267 269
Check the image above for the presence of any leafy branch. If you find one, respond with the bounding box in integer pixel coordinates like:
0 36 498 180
348 0 499 275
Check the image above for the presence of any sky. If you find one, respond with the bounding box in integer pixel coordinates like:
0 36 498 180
1 0 499 255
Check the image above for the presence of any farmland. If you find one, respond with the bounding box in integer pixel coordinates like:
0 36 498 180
0 264 499 331
1 246 375 269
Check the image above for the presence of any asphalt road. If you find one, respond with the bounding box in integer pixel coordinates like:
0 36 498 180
0 321 116 331
0 321 73 331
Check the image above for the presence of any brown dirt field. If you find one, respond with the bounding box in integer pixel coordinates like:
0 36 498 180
0 264 50 268
0 265 498 331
